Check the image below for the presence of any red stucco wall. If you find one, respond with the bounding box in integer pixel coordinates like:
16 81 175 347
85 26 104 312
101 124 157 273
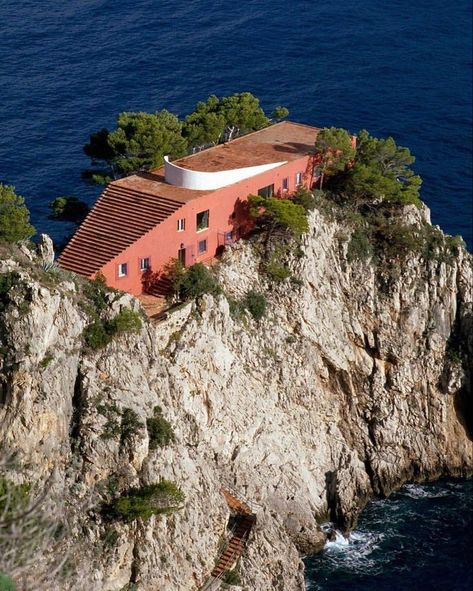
98 155 314 295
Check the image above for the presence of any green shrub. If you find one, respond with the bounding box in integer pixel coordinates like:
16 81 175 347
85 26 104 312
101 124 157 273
108 309 142 336
416 226 465 265
445 335 462 364
422 225 445 261
83 321 112 350
265 260 291 282
39 353 54 368
109 480 185 521
0 184 36 243
0 478 30 516
171 262 221 301
101 416 121 440
375 222 423 261
0 272 18 313
244 290 267 321
223 570 242 585
98 403 121 440
83 309 142 351
248 194 309 237
146 406 175 449
347 229 373 263
120 408 143 441
291 186 317 211
446 235 465 251
227 296 246 319
81 273 113 318
0 574 15 591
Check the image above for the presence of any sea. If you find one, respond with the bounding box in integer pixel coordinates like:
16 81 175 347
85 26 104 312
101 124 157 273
0 1 471 588
305 480 473 591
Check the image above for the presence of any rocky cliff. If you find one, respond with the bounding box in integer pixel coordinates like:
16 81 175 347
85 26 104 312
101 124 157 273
0 204 472 591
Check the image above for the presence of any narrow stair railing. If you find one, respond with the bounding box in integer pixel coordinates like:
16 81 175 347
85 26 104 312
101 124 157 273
199 485 257 591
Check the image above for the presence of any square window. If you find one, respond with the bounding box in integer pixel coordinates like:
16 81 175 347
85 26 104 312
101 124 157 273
198 239 207 254
177 218 185 231
282 177 289 191
196 210 209 231
257 184 274 198
140 257 150 271
295 172 303 185
118 262 128 277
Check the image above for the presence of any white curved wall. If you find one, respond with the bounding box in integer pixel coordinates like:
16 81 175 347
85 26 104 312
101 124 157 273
164 156 287 190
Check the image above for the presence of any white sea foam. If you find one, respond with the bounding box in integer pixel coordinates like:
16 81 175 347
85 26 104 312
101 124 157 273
319 528 385 576
325 530 350 548
402 483 449 499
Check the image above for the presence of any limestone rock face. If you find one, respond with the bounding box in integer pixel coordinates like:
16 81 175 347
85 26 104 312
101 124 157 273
37 234 55 265
0 210 472 591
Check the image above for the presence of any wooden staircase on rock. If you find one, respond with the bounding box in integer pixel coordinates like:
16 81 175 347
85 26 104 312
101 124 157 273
200 487 256 591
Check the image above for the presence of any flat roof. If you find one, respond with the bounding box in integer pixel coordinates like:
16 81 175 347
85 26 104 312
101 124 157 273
112 120 319 203
176 120 320 172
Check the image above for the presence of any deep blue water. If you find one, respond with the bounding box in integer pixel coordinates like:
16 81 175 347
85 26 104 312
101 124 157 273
0 0 471 248
305 480 473 591
0 2 471 587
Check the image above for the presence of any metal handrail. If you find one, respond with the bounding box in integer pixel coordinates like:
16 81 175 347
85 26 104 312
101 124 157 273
200 485 259 590
200 543 242 591
220 483 262 514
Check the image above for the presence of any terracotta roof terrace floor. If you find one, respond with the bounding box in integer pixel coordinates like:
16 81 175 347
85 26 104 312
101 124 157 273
173 120 320 172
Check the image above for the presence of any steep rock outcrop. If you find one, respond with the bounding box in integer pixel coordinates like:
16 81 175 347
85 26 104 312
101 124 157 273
0 205 471 591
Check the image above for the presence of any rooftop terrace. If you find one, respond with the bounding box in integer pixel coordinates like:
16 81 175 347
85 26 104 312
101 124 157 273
112 120 319 202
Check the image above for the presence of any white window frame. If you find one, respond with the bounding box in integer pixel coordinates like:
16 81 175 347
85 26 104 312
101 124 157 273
118 262 128 278
140 257 150 272
295 172 303 185
177 218 185 232
282 177 289 191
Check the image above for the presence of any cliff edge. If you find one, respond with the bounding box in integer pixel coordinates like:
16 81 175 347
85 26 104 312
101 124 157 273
0 203 472 590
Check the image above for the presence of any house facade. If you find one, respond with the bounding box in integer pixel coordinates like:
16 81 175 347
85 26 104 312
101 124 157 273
58 121 321 295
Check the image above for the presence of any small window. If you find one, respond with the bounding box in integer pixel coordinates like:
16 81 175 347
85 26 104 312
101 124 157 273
295 172 303 185
196 210 209 231
257 184 274 198
225 231 233 243
198 239 207 254
118 263 128 277
177 218 185 231
140 257 150 271
282 177 289 191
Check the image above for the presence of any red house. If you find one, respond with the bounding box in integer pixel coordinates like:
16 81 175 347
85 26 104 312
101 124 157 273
58 121 321 296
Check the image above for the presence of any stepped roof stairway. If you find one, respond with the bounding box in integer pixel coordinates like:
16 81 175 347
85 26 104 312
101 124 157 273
58 183 183 277
200 487 257 591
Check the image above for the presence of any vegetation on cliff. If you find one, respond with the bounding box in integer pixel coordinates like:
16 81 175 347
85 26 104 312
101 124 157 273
80 274 143 350
0 184 35 243
105 481 185 522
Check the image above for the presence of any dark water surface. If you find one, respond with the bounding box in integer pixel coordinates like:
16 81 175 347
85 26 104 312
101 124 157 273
0 0 471 247
305 480 473 591
0 2 472 588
